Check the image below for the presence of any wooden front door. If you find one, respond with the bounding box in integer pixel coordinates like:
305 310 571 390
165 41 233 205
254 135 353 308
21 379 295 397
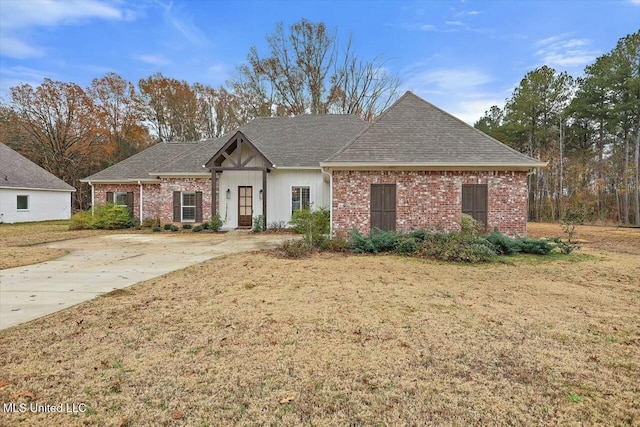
462 184 488 226
370 184 396 232
238 186 253 228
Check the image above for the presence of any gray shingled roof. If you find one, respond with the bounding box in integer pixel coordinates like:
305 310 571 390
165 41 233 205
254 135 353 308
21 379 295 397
153 114 368 173
83 142 201 181
0 143 75 191
323 91 545 167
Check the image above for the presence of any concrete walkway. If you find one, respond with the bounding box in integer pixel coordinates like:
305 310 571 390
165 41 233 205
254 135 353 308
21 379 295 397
0 232 288 330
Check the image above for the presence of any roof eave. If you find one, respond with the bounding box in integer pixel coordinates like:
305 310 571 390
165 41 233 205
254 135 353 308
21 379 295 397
80 178 162 184
320 162 548 172
0 186 76 192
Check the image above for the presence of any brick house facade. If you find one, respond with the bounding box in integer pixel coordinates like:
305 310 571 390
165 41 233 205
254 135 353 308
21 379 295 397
84 92 544 234
331 170 528 237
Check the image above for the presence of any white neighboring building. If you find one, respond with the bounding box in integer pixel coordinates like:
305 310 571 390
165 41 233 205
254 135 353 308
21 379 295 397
0 143 75 223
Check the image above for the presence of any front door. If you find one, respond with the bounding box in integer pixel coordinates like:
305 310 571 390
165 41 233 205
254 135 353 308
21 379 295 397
238 186 253 228
370 184 396 231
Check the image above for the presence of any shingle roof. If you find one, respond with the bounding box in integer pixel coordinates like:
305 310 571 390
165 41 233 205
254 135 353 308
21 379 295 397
0 143 75 191
153 114 368 173
323 91 545 167
82 142 201 181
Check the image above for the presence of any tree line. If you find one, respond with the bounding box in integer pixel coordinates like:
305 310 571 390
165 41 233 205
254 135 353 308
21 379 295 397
475 31 639 225
0 19 400 210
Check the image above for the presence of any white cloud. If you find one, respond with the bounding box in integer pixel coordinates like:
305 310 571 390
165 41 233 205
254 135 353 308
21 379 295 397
403 68 493 96
399 22 437 31
534 35 599 69
0 36 43 59
0 0 130 59
158 1 208 46
629 0 640 5
135 54 172 66
0 0 124 29
401 67 500 124
445 20 464 26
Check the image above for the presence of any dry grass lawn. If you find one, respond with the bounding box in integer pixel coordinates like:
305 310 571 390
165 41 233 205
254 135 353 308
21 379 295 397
0 221 124 270
0 223 638 426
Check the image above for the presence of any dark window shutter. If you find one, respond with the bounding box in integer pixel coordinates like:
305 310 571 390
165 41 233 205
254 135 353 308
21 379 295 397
106 191 113 203
195 191 203 222
370 184 396 232
126 192 134 216
462 184 488 227
173 191 181 222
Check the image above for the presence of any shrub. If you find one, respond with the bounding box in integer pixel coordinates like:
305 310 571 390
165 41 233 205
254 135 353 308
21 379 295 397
561 204 586 243
152 226 162 232
182 224 192 230
253 215 265 232
458 213 484 237
278 239 311 258
548 236 576 254
192 225 204 232
170 225 179 232
268 220 288 232
70 204 134 230
290 208 329 247
202 221 210 230
350 229 398 253
142 218 160 228
209 214 223 232
319 236 350 252
486 231 520 255
515 237 553 255
97 203 134 229
69 210 93 230
395 236 418 254
164 224 173 231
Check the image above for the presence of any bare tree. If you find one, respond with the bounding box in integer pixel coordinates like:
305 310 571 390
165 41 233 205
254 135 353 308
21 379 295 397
231 19 400 121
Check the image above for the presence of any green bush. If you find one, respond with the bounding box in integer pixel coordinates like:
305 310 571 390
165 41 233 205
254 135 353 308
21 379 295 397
319 236 350 252
209 214 223 232
70 203 133 230
486 231 520 255
253 215 265 232
278 239 311 258
69 210 93 230
182 223 192 230
152 226 162 232
395 236 418 254
170 225 179 232
142 218 160 228
515 237 553 255
290 208 329 247
192 225 204 232
349 229 398 253
164 224 173 231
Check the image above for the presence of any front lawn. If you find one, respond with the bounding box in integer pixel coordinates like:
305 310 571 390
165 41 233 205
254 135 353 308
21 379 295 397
0 224 638 425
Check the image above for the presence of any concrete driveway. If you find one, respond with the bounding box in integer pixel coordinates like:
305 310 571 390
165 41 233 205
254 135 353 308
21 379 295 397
0 232 289 330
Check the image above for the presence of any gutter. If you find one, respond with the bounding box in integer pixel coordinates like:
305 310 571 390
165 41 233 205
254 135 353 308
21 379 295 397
138 181 143 223
89 181 94 216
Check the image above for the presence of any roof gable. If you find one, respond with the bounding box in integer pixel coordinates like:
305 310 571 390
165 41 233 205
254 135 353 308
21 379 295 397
0 143 75 191
324 91 545 168
205 131 271 169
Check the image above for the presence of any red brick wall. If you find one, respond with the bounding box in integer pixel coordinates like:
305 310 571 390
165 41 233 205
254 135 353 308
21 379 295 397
331 170 528 237
93 177 218 224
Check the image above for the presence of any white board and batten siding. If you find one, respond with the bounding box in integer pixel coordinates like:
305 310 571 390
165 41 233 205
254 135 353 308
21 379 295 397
217 145 329 229
0 188 72 223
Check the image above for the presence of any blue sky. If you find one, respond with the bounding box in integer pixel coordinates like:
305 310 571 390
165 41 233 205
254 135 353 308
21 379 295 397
0 0 638 123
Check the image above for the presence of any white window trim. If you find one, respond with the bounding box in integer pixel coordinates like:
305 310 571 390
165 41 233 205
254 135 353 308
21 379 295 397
181 192 196 222
114 191 128 207
290 185 311 215
17 195 29 211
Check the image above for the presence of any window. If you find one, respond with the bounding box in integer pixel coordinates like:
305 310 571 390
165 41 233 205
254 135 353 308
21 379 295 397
114 192 128 207
182 192 196 222
291 186 310 215
17 195 29 210
462 184 488 227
